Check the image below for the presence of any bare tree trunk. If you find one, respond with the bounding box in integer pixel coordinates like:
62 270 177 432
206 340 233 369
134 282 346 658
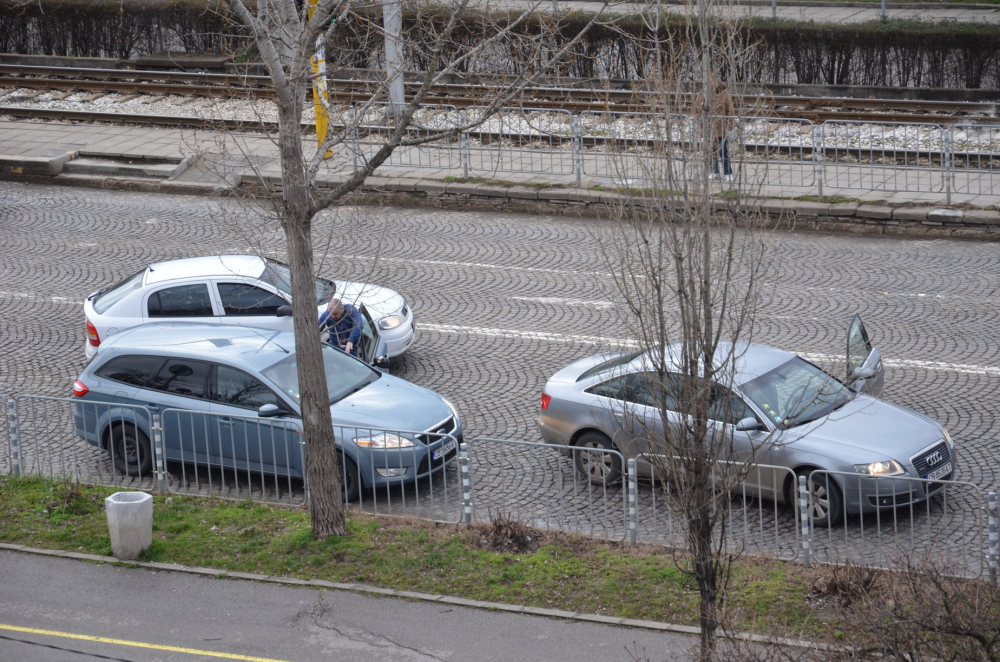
278 94 346 538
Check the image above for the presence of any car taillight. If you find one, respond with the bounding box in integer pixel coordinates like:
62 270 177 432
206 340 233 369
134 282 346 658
541 392 551 410
73 380 89 397
86 320 100 347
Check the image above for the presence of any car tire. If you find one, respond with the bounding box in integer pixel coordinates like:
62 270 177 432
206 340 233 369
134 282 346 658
797 472 844 528
108 423 152 477
339 453 360 504
573 432 622 486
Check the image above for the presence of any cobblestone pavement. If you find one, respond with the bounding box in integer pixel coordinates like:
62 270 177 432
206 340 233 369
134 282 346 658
1 181 998 571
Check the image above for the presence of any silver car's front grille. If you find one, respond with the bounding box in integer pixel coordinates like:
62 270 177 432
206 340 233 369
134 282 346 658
911 441 950 477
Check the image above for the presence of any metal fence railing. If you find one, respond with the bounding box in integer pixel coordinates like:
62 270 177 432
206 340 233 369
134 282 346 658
330 103 1000 202
12 395 158 491
636 462 802 562
352 103 463 171
468 438 629 541
951 124 1000 196
821 121 947 194
465 107 577 178
806 470 989 578
2 396 998 577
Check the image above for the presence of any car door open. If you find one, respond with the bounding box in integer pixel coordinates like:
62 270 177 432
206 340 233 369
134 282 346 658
846 314 885 397
358 304 389 366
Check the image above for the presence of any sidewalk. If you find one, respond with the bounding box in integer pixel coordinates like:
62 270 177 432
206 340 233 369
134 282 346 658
0 547 699 661
505 0 1000 22
2 119 999 236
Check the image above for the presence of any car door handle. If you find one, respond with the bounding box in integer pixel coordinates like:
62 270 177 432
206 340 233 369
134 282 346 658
217 417 232 426
146 404 160 412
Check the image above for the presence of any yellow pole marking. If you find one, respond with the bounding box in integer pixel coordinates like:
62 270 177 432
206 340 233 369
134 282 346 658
0 624 294 662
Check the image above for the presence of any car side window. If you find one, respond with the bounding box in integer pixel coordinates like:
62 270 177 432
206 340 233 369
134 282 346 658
148 284 214 318
214 365 280 410
147 359 210 399
627 372 682 412
217 283 283 316
709 387 758 425
95 355 164 388
586 377 627 400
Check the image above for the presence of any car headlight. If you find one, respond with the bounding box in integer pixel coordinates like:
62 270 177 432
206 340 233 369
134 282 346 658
354 433 414 448
378 314 405 330
943 428 953 448
854 460 905 476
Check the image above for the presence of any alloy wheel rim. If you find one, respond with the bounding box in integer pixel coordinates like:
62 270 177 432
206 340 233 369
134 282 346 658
809 481 830 520
581 443 613 480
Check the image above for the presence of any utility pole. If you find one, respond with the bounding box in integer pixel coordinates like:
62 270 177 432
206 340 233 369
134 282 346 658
382 0 406 123
307 0 332 158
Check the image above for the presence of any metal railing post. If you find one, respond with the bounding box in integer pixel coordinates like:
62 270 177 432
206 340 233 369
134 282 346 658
989 491 998 583
460 110 469 179
460 442 472 524
944 129 953 206
627 458 637 546
151 411 165 495
799 475 811 567
349 106 358 170
815 125 824 199
300 440 310 511
573 114 582 189
772 0 777 19
8 398 19 476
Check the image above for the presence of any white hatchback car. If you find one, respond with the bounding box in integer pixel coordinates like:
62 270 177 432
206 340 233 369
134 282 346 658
83 255 415 360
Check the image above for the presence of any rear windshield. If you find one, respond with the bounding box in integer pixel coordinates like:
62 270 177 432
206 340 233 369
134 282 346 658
577 351 644 382
93 270 145 314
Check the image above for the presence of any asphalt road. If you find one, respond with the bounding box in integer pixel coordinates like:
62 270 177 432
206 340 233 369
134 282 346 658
0 550 692 661
1 181 998 569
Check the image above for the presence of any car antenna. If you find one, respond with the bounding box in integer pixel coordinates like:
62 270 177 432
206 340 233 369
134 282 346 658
244 327 289 353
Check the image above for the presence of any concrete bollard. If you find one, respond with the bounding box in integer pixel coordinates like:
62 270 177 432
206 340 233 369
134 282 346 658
105 492 153 561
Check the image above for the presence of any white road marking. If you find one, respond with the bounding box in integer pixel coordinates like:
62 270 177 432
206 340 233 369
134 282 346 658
0 291 83 305
420 323 1000 377
511 296 614 308
357 255 606 278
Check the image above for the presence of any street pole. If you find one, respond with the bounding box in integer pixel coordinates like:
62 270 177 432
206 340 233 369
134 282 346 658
307 0 332 158
383 0 406 124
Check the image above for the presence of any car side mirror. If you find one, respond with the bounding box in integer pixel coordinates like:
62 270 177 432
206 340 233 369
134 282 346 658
851 366 875 381
734 417 763 432
276 305 292 317
258 403 282 418
374 353 389 366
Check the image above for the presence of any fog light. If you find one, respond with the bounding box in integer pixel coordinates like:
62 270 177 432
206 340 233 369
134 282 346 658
375 467 408 477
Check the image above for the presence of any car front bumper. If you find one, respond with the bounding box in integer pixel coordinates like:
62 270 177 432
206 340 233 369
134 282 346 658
378 308 415 358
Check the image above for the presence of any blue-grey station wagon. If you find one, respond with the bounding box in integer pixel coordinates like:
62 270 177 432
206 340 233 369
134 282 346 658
73 324 461 499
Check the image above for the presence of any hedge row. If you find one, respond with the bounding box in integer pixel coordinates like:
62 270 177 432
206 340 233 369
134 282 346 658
2 0 1000 88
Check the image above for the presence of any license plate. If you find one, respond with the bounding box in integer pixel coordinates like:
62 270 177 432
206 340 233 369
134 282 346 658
433 439 457 461
926 462 952 481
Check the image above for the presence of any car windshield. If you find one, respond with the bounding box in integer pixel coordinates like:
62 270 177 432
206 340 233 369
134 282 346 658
92 269 145 314
577 351 644 382
739 357 854 428
262 345 380 406
259 259 337 305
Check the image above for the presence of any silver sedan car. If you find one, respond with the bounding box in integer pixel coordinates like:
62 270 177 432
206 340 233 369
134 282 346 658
538 316 956 527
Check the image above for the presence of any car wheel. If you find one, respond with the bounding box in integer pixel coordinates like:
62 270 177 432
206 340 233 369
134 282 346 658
798 472 843 528
108 423 152 477
339 453 360 504
573 432 622 486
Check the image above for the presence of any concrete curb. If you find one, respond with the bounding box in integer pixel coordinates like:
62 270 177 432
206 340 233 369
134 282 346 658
627 0 1000 8
0 542 834 652
3 161 998 239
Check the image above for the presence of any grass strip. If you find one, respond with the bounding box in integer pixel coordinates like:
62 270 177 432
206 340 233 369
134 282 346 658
0 475 842 641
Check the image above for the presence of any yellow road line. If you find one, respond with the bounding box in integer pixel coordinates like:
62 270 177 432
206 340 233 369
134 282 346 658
0 623 294 662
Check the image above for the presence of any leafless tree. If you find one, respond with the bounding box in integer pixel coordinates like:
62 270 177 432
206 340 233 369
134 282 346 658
595 0 777 656
212 0 612 537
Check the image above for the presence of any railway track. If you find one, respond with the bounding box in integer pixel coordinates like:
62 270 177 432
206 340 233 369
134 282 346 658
1 63 998 124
